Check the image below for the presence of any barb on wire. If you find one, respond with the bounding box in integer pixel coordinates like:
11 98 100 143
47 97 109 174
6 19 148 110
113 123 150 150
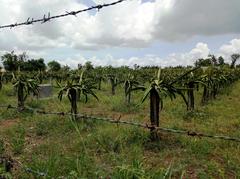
1 104 240 143
65 11 77 17
25 17 33 25
0 0 127 29
41 12 51 24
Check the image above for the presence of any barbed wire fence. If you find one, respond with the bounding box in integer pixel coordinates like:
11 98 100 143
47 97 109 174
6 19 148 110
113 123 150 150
1 104 240 143
0 0 127 29
1 103 240 177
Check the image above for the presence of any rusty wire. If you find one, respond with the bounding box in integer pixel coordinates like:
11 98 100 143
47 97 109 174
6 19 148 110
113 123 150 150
0 0 127 29
1 104 240 143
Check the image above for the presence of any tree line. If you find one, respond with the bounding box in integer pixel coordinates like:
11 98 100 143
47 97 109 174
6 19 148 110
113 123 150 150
1 51 240 73
0 51 62 72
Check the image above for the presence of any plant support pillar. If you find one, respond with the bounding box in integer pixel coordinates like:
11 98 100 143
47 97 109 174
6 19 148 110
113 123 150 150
150 88 160 140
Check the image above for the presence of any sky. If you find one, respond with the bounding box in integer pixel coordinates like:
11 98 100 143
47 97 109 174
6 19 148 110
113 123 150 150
0 0 240 68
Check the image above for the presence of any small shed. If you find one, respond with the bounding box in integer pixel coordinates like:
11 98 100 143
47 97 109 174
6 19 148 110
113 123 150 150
37 84 53 98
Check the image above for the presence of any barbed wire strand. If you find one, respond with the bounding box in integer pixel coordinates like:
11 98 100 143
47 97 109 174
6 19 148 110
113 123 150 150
1 104 240 142
0 0 127 29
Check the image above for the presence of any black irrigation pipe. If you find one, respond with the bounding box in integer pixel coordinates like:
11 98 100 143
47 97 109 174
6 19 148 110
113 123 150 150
0 104 240 143
0 0 127 29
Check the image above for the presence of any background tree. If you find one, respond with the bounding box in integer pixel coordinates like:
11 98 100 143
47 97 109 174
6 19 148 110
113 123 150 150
2 52 46 72
84 61 94 71
208 54 217 66
61 65 70 72
77 63 83 70
217 56 225 66
21 58 46 71
1 51 20 71
195 58 212 67
48 61 61 72
230 54 240 69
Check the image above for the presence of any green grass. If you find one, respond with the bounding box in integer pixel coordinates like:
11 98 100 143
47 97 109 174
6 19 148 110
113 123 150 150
0 81 240 178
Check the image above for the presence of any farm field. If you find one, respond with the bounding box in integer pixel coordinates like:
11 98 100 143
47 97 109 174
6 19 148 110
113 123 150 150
0 75 240 178
0 0 240 178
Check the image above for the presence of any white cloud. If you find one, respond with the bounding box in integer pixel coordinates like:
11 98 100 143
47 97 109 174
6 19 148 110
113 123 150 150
1 39 239 68
59 39 239 68
70 0 240 48
219 39 240 56
0 0 87 50
58 42 210 68
216 38 240 63
0 0 240 51
153 0 240 41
